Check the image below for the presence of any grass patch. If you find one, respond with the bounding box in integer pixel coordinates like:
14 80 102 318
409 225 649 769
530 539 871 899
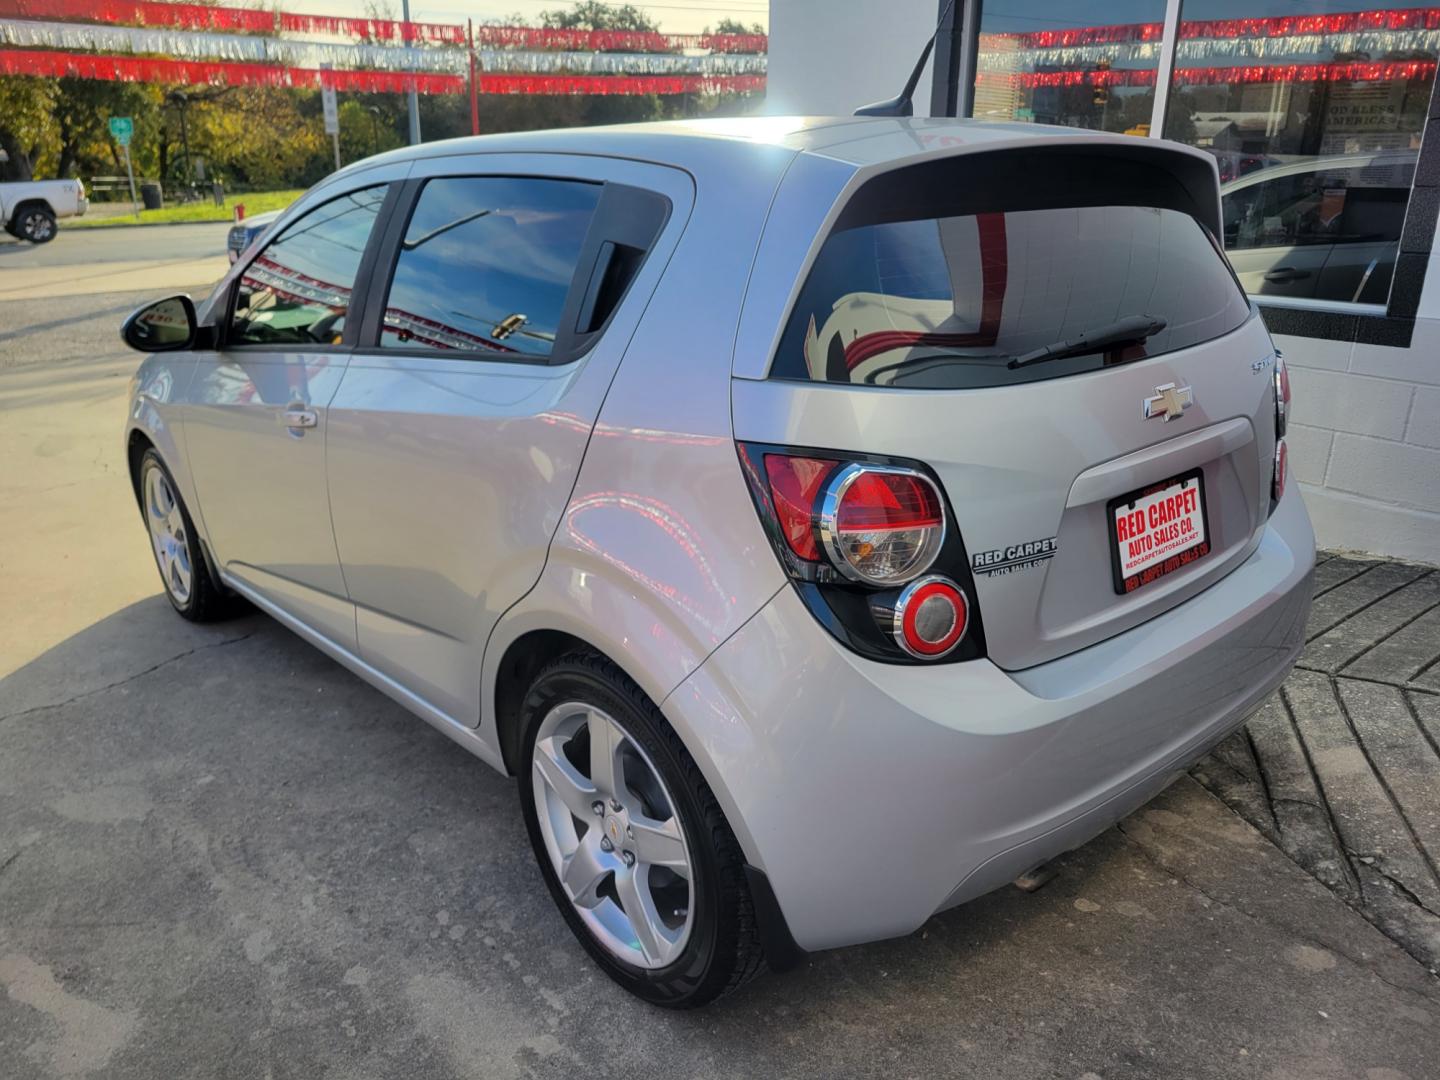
70 190 302 228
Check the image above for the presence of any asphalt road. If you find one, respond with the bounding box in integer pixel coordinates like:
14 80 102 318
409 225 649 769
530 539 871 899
0 223 230 302
1 235 1438 1079
0 222 230 266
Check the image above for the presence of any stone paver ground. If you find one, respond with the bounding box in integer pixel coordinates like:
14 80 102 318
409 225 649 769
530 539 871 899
1195 553 1440 971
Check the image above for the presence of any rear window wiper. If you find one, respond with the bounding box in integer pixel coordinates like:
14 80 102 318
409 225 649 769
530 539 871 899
1007 315 1167 370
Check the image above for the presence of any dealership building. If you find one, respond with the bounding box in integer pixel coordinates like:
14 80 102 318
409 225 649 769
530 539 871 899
769 0 1440 564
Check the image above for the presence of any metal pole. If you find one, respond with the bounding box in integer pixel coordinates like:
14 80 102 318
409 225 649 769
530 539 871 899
468 18 480 136
953 0 980 118
332 130 341 171
178 100 190 188
929 0 963 118
403 0 422 145
1147 0 1184 138
123 143 139 219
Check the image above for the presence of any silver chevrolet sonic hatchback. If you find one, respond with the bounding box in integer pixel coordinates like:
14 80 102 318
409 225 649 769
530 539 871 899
121 117 1315 1007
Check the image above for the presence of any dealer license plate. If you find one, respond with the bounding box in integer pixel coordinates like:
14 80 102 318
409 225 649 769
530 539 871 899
1108 470 1210 594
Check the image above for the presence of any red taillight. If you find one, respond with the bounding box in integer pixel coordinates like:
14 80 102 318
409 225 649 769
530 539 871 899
894 575 969 658
740 443 977 663
834 471 942 532
1274 354 1290 439
762 453 837 562
1271 352 1291 508
1273 438 1288 502
819 465 945 585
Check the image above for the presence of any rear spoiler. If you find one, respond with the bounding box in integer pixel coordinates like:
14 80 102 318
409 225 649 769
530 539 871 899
833 140 1224 240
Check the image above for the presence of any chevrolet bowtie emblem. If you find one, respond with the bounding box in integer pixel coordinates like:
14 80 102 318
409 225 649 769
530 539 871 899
1143 383 1194 422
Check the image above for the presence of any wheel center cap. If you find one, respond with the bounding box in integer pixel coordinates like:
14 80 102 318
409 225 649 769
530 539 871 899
603 814 625 847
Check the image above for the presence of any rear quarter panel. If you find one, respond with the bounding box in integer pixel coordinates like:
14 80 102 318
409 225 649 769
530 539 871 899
480 141 799 747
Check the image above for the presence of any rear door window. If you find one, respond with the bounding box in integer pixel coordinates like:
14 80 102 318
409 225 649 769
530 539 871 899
772 204 1251 389
380 176 601 360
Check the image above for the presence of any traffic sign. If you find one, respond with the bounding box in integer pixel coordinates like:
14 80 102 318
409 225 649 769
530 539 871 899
108 116 133 146
319 63 340 170
320 64 339 135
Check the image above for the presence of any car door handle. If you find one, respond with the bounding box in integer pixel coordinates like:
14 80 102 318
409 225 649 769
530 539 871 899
283 407 318 430
1264 266 1311 283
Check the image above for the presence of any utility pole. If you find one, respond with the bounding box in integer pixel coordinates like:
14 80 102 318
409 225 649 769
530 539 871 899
167 90 192 194
320 63 340 171
468 18 480 136
403 0 422 145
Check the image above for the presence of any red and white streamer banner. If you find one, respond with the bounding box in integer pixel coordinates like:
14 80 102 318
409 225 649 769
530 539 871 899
476 71 765 95
979 30 1440 71
0 48 766 96
976 59 1438 89
470 25 768 54
0 0 464 42
0 0 766 52
0 48 463 91
0 18 768 75
988 7 1440 49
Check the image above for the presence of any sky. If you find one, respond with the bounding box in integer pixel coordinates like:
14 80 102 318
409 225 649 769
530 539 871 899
284 0 769 35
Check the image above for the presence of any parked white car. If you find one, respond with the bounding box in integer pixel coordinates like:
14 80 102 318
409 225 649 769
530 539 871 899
0 178 86 242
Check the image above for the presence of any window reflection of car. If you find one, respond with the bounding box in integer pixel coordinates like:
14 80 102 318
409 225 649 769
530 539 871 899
226 209 282 264
1220 150 1417 305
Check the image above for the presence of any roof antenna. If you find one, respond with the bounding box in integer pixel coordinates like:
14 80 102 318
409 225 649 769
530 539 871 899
854 0 957 117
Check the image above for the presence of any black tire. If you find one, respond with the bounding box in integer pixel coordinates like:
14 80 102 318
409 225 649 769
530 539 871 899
15 204 57 244
137 450 248 622
518 651 766 1008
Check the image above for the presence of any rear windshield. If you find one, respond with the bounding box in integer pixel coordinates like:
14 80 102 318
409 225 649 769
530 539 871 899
771 204 1251 389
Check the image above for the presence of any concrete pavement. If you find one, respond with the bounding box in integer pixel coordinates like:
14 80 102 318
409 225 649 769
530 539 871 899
1 253 1439 1078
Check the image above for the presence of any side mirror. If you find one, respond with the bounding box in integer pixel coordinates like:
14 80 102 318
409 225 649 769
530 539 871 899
121 295 199 352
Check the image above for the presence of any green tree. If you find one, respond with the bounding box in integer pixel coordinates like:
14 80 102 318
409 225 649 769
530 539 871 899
706 18 765 35
50 79 162 180
540 2 659 32
0 76 58 181
339 97 404 164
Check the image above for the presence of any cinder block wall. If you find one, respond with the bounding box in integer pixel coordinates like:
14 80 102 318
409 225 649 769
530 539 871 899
1281 323 1440 565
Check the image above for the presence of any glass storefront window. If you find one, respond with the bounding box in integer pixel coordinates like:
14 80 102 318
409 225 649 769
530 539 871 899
974 0 1168 134
1164 1 1433 305
971 0 1436 308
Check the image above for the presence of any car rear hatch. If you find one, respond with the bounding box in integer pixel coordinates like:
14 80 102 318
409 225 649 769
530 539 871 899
731 137 1280 671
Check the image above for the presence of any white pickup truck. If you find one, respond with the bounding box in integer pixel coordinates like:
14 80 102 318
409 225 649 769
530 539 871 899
1 178 87 243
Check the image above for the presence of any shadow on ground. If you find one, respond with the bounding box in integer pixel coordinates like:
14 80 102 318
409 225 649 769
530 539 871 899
1 600 1437 1080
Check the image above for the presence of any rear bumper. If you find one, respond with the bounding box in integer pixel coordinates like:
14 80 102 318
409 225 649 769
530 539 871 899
664 486 1314 952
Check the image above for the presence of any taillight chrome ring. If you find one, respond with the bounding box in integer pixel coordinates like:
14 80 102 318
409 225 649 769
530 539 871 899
1274 353 1289 439
892 575 970 659
816 463 947 586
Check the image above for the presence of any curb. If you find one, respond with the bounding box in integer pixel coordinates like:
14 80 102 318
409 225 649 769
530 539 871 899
70 218 242 231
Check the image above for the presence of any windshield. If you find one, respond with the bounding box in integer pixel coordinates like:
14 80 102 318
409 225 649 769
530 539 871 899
771 204 1251 390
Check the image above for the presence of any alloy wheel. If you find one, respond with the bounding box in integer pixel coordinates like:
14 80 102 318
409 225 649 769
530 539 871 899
531 701 694 969
144 466 193 605
24 212 54 242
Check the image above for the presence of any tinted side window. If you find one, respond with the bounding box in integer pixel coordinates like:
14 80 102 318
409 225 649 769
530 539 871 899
381 177 602 360
230 186 387 348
